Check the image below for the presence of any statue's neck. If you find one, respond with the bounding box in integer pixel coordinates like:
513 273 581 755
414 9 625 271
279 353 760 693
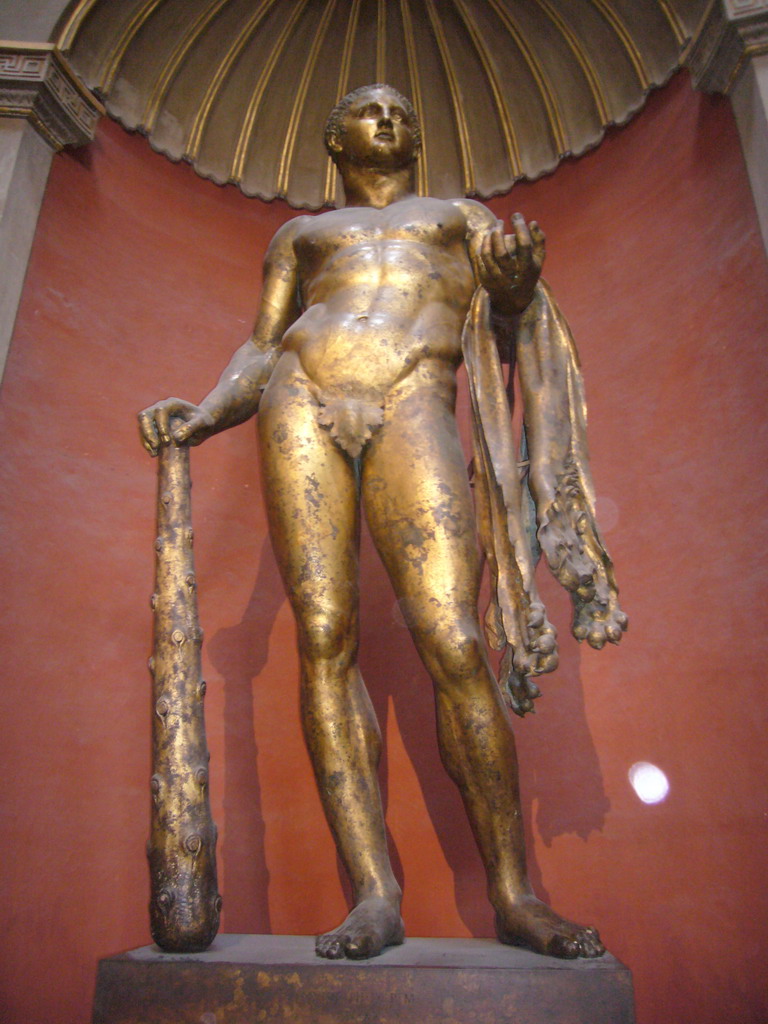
340 163 416 209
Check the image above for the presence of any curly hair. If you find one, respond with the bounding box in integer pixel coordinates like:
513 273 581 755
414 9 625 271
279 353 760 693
324 84 422 164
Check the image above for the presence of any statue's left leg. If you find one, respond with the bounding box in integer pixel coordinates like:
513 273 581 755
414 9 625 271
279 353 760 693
363 385 604 959
258 369 403 959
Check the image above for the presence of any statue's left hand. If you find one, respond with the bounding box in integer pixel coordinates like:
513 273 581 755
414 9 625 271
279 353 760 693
470 213 545 315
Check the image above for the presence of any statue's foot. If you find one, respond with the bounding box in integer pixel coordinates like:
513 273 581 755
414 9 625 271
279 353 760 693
495 894 604 959
315 896 405 960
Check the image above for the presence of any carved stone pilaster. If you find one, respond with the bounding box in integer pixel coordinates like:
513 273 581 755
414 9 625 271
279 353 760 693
0 42 103 149
686 4 768 253
686 0 768 93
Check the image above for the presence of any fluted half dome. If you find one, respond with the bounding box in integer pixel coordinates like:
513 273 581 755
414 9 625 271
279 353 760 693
56 0 708 208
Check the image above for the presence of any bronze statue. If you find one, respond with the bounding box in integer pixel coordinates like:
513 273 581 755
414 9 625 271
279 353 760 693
139 84 626 961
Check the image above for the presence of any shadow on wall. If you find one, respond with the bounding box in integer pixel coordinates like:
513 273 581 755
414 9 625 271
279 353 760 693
207 533 285 934
522 574 611 849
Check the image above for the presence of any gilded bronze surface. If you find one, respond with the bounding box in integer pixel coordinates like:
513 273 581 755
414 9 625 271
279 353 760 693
147 443 220 952
139 85 624 961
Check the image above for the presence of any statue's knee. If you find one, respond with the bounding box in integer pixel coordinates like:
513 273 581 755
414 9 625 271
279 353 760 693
298 607 354 665
424 618 486 688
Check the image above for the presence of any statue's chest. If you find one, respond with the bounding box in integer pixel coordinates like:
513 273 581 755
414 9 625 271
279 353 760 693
295 200 465 265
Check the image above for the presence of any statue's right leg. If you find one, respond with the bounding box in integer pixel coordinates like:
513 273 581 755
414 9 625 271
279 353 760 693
362 385 604 959
257 368 404 960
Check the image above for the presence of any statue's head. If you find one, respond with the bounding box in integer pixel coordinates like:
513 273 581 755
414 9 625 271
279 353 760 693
324 84 421 169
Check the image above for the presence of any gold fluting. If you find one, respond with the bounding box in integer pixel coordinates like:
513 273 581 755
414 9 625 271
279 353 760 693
323 0 361 204
56 0 100 53
588 0 651 91
186 0 277 162
424 0 474 194
486 0 568 156
231 0 309 183
656 0 687 47
147 442 220 953
399 0 427 197
532 0 610 127
277 0 338 196
142 0 231 133
376 0 387 83
450 0 522 181
139 84 625 963
95 0 163 94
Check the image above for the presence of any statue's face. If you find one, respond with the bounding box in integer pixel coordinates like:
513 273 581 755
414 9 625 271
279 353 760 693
336 86 416 170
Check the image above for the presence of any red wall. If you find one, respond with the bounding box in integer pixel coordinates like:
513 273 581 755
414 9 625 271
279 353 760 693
1 72 767 1023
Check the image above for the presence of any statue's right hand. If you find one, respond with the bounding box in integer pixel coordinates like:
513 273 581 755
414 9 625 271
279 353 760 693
137 398 216 456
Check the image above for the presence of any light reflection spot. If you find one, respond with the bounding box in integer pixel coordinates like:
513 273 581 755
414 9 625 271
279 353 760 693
629 761 669 804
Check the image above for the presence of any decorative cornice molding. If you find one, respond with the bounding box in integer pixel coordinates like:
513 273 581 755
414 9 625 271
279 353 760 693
686 0 768 93
0 41 103 149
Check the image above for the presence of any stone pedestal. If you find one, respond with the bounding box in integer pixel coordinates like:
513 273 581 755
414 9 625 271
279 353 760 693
92 933 635 1024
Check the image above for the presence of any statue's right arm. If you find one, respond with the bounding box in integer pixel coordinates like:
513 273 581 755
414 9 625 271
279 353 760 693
138 217 305 455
